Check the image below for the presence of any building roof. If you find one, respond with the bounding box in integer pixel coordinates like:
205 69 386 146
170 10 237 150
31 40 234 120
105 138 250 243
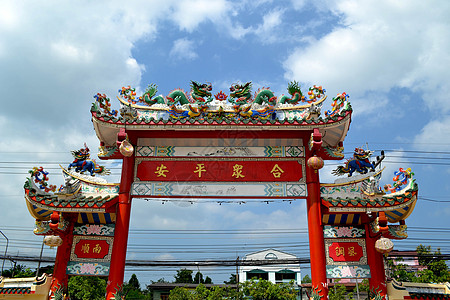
243 248 298 260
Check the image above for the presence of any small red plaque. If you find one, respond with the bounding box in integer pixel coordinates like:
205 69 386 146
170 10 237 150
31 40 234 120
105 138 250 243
328 242 364 262
74 239 110 259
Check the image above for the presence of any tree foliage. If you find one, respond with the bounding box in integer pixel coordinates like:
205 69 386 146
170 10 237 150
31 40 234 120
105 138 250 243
1 264 35 278
387 244 450 284
224 273 237 284
169 279 297 300
329 283 348 300
68 276 107 300
174 268 194 283
301 274 312 284
241 279 298 300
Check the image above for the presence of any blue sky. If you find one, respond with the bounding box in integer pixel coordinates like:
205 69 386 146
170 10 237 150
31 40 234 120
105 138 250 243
0 0 449 284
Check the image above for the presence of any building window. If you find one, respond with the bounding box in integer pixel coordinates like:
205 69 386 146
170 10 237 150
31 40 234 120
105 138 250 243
246 270 269 281
275 270 296 283
265 253 278 260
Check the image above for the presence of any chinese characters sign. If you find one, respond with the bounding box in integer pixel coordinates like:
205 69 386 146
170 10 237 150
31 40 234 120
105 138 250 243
136 160 304 182
73 239 111 259
68 234 114 276
328 241 364 262
324 236 370 279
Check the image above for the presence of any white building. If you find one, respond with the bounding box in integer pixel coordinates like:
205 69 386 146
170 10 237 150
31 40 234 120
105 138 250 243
238 249 301 285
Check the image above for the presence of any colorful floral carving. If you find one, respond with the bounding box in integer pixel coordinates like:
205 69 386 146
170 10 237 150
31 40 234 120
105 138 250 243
66 262 110 276
29 167 58 192
326 265 371 278
310 285 323 300
329 226 365 238
307 85 326 103
323 146 345 158
214 91 228 101
325 92 348 117
370 286 387 300
94 93 118 116
384 168 414 193
118 86 137 103
73 224 115 236
113 284 125 300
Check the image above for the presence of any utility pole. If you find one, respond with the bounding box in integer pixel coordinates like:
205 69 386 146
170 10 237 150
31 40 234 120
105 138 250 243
236 256 239 294
0 230 9 275
35 238 45 278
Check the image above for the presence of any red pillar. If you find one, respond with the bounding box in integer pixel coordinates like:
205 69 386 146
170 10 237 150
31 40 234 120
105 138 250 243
106 153 135 299
49 222 74 299
305 163 328 298
365 226 388 299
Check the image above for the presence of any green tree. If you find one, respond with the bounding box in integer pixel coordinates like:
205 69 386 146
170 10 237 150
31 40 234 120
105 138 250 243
1 264 35 278
194 271 204 284
128 273 141 290
416 245 450 283
169 286 193 300
174 268 194 283
37 264 54 276
301 274 312 284
204 276 212 284
68 276 107 300
386 257 415 282
329 283 347 300
124 273 148 299
387 245 450 283
169 284 239 300
151 277 169 284
224 273 237 284
241 279 297 300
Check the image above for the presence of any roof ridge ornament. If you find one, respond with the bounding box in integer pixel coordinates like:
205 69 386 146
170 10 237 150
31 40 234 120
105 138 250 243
92 81 351 123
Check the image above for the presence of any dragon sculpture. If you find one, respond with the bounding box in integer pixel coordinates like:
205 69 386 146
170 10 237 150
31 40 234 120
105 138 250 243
119 81 213 107
68 144 109 176
279 81 305 105
166 80 213 106
332 148 383 177
253 87 277 106
229 82 253 105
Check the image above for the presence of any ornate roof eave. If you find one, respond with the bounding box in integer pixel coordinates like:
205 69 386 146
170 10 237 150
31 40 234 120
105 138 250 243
23 178 119 215
91 106 352 147
321 179 418 222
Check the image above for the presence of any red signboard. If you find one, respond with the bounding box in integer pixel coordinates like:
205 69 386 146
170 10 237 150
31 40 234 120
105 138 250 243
74 239 111 260
136 160 303 182
328 242 364 262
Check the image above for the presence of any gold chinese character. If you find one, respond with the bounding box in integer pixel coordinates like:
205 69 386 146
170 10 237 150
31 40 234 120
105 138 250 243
348 247 356 256
81 243 90 254
93 244 102 254
194 164 206 178
270 164 285 178
335 246 345 257
232 164 245 179
155 164 169 177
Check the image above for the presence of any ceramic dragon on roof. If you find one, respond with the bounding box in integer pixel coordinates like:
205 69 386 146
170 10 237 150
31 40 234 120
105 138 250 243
91 80 345 122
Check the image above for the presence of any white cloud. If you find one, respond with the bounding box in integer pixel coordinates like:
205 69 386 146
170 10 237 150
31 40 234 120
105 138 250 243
170 0 231 32
283 0 450 114
169 38 199 60
413 116 450 151
253 8 284 43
